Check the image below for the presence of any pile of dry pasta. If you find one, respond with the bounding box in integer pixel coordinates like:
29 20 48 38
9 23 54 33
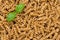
0 0 60 40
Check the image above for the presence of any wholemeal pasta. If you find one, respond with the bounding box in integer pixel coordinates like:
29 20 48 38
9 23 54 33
0 0 60 40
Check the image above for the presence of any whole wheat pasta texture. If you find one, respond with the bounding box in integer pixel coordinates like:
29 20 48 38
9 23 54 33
0 0 60 40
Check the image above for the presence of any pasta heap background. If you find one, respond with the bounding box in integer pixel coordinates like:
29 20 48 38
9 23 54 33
0 0 60 40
